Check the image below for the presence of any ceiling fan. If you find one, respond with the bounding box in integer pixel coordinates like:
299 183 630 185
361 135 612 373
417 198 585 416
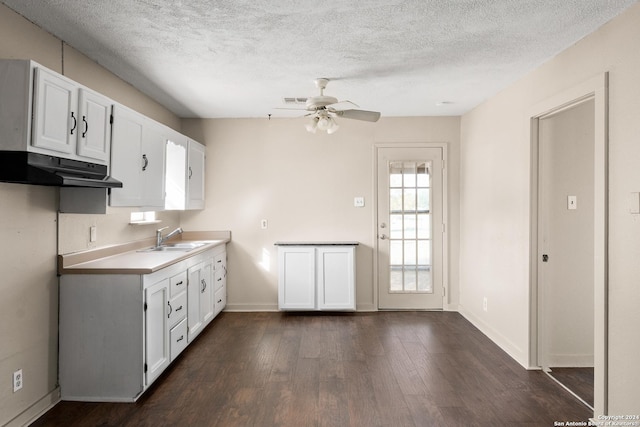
280 78 381 134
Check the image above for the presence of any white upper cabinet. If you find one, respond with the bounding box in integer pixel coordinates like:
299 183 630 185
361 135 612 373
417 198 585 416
0 59 113 165
32 67 78 155
77 88 112 163
164 132 188 210
164 136 206 211
186 140 206 210
110 105 166 208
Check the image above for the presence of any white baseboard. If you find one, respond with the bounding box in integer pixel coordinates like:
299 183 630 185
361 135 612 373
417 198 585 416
225 303 378 312
547 354 594 367
224 303 279 312
458 304 528 369
6 387 60 427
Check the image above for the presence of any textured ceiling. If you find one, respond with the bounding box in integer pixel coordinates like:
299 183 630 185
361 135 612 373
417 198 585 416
1 0 637 119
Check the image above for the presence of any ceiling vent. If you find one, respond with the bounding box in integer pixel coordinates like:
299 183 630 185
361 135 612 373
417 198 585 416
282 97 308 105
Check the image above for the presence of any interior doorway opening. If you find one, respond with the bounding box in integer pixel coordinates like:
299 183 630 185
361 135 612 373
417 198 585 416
528 74 608 417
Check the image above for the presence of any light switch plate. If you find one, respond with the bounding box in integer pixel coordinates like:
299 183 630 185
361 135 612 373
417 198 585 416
567 196 577 210
354 197 365 207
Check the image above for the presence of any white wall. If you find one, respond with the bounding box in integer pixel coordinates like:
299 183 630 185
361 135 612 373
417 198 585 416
459 2 640 415
0 4 180 425
180 117 461 312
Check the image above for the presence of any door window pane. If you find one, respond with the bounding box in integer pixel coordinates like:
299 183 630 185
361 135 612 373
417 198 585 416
387 160 433 294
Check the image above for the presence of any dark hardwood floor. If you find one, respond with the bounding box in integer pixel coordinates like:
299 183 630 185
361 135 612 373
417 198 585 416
549 367 594 408
32 312 592 426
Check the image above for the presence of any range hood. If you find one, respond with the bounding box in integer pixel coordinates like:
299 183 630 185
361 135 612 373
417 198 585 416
0 151 122 188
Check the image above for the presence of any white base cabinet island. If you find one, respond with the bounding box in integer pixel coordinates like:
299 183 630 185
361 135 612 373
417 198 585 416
276 242 357 311
59 240 227 402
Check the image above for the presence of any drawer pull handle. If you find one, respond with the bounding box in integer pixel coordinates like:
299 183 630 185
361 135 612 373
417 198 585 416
176 305 183 312
177 335 184 342
217 277 222 282
167 301 172 318
201 279 207 293
176 280 184 286
217 299 222 303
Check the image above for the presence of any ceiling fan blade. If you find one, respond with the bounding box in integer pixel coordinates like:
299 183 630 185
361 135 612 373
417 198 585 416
326 100 359 111
335 109 381 122
274 107 309 111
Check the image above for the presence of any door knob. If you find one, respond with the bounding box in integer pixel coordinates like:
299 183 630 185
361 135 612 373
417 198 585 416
380 223 387 229
380 234 388 240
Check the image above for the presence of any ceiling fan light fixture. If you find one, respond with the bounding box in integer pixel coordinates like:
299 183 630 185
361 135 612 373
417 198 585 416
316 114 331 131
305 117 318 133
326 119 339 134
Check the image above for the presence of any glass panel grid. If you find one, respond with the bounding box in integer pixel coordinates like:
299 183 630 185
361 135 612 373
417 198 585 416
388 161 433 294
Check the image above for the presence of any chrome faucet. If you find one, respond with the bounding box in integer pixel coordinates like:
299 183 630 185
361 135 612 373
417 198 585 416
156 226 183 247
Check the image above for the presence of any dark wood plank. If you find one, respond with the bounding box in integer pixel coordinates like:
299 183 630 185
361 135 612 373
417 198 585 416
31 312 593 427
549 367 594 407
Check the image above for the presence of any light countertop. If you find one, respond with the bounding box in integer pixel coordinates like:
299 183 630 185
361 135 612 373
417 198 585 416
58 230 230 275
274 241 359 246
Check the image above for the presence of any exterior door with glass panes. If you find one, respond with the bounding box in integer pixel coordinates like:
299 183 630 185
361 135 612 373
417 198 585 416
377 146 444 309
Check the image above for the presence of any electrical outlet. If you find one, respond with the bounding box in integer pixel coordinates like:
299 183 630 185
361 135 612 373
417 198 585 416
260 219 268 229
13 369 22 392
90 226 97 242
483 297 488 312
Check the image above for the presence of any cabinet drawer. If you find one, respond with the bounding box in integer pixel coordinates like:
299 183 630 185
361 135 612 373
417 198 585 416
214 268 225 291
170 271 187 297
168 292 187 329
214 252 225 268
214 286 226 313
170 318 188 361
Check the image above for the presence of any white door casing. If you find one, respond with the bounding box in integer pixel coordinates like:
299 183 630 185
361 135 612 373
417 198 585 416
376 144 447 310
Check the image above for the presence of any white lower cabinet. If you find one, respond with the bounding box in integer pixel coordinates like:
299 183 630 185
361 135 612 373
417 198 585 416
213 251 227 316
187 244 226 342
145 279 170 386
187 258 213 342
276 243 357 311
59 244 226 402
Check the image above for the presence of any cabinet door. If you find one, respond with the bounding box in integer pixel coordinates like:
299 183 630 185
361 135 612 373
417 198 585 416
110 105 144 206
164 133 188 210
201 259 215 324
140 121 166 207
145 279 170 386
187 262 203 341
77 88 111 163
317 246 356 310
186 140 206 210
32 67 77 154
278 247 316 310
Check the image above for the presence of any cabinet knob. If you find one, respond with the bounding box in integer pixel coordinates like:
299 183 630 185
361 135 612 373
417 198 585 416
380 234 388 240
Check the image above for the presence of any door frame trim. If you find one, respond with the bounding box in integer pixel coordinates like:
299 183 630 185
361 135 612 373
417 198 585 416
527 73 608 416
373 142 449 310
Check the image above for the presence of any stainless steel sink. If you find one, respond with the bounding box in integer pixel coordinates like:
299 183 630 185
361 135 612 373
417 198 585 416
138 241 209 253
